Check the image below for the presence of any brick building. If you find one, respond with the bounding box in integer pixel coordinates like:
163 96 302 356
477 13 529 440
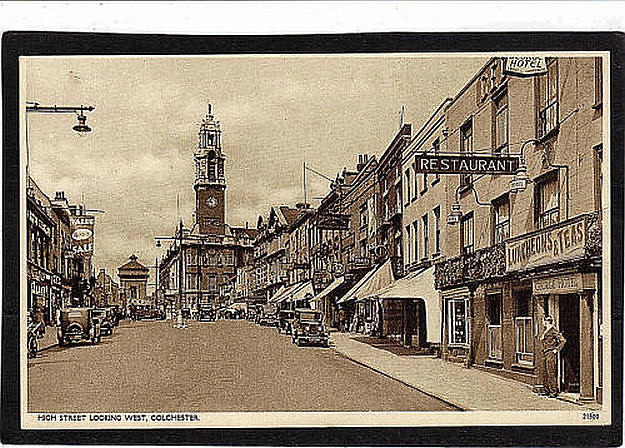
157 104 257 315
433 57 604 403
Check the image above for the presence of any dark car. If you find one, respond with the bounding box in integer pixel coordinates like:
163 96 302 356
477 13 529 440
92 308 114 336
57 307 101 346
258 305 278 327
278 309 295 334
291 308 329 347
198 306 216 322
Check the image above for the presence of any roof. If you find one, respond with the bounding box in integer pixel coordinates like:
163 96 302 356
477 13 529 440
117 254 148 272
229 225 259 239
278 205 303 227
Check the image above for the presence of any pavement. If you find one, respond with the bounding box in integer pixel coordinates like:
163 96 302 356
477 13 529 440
331 332 596 411
28 319 455 413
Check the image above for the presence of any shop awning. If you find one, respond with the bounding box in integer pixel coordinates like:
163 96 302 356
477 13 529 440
311 276 345 304
273 282 305 304
374 265 441 344
268 284 289 304
337 259 395 305
285 281 315 303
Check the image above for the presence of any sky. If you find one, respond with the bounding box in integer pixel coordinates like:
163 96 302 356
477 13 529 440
21 55 487 285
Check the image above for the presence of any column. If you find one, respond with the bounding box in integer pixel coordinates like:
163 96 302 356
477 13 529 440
579 290 595 402
532 294 549 395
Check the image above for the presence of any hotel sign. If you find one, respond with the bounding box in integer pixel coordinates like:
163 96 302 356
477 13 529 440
504 56 548 77
506 215 587 272
414 155 519 175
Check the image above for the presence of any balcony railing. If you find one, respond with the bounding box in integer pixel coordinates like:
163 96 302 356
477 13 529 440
434 242 506 290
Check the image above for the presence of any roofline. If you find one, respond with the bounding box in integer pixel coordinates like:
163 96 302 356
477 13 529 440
446 56 496 110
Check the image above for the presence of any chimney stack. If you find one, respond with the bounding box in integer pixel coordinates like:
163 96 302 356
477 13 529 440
356 154 369 171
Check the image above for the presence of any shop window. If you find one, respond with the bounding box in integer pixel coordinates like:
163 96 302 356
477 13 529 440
433 206 441 255
493 90 509 154
493 195 510 243
208 276 217 292
537 58 559 138
535 171 560 229
514 290 534 365
422 214 429 260
461 212 474 254
448 299 468 345
460 119 473 187
486 293 503 360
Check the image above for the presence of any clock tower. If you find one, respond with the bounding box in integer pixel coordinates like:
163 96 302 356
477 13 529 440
194 103 226 235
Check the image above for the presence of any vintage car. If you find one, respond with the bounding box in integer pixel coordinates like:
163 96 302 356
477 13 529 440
246 307 258 322
92 308 114 336
57 307 101 346
198 306 216 322
277 309 295 334
222 303 246 319
291 308 329 347
258 304 278 327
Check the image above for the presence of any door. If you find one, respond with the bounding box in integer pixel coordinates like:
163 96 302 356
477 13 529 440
558 294 580 393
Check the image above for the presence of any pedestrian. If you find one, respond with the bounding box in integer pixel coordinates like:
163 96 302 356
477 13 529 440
540 315 567 398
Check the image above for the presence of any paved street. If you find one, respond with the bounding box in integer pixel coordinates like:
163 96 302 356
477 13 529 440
28 320 456 412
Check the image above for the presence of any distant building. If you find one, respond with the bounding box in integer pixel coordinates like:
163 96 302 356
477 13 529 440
157 104 257 313
94 268 120 307
117 254 149 310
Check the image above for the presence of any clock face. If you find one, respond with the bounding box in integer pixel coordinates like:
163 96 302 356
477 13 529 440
205 196 218 208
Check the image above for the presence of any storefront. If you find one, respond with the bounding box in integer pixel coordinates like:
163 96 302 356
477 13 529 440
437 214 603 403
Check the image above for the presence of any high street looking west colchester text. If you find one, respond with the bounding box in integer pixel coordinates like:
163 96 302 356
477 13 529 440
27 56 604 413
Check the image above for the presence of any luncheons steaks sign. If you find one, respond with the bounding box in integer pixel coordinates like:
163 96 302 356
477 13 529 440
414 154 519 175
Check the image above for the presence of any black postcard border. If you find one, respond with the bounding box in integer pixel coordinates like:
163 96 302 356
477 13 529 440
2 31 623 446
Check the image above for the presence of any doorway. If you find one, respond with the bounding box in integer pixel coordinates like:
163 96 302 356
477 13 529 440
558 294 580 393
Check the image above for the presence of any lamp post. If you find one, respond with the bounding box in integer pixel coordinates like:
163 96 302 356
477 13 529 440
155 220 187 328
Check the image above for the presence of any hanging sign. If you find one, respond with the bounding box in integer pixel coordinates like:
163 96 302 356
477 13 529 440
503 56 548 77
70 215 95 257
414 154 519 175
316 213 350 230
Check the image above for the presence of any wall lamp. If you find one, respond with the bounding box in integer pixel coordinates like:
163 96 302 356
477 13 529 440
509 139 540 194
447 176 491 226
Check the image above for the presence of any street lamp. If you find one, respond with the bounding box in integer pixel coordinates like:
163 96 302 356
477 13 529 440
155 220 187 329
509 139 540 194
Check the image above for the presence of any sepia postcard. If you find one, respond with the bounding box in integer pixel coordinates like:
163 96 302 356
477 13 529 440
2 32 622 445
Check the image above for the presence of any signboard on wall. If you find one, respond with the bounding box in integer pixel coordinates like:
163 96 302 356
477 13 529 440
503 56 548 77
505 215 587 272
414 155 519 175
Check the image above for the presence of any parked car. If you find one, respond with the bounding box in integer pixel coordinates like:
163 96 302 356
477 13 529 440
223 303 247 319
291 308 329 347
57 307 101 346
247 307 258 322
92 308 114 336
258 304 278 327
278 309 295 334
198 306 216 322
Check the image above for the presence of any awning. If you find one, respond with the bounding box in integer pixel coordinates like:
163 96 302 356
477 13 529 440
268 284 289 304
311 276 345 304
374 265 441 344
285 281 315 303
273 282 305 304
337 259 395 305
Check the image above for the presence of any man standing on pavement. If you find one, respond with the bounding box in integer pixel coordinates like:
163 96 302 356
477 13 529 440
540 315 567 398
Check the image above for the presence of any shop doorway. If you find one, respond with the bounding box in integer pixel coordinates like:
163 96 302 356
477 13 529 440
558 294 580 393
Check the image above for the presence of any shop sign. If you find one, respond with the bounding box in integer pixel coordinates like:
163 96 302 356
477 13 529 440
503 56 548 77
533 273 595 295
316 213 350 231
348 257 371 270
31 280 49 296
70 214 95 257
506 215 587 272
413 155 519 175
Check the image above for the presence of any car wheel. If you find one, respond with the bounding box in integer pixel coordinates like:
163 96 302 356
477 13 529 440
296 338 302 347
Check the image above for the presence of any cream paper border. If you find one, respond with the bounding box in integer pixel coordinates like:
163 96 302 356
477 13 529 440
19 50 612 430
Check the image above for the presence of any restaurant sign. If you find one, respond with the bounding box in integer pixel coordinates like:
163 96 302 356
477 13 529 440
503 56 548 77
506 215 587 272
414 155 519 175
